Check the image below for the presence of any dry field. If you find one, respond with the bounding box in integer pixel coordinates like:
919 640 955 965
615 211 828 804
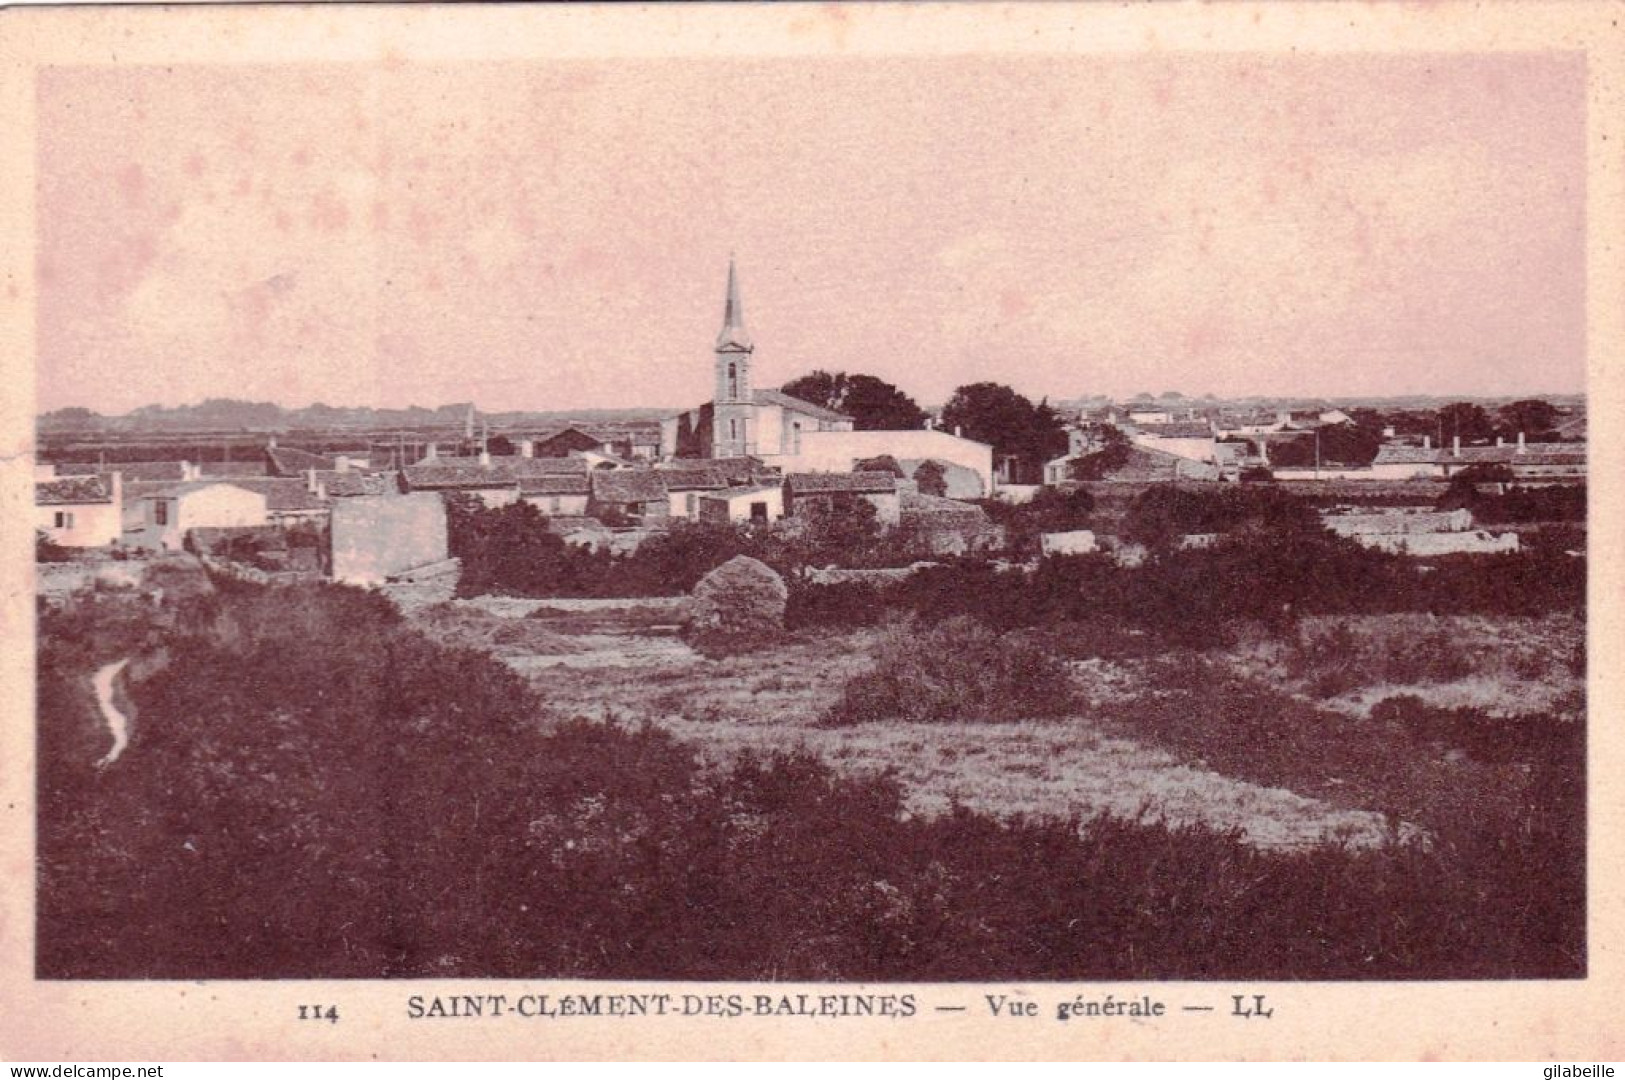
403 598 1577 851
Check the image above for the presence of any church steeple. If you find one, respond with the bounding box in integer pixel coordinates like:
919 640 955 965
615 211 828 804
712 256 756 457
715 255 753 353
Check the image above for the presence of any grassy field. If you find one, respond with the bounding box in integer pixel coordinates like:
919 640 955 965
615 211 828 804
401 598 1592 852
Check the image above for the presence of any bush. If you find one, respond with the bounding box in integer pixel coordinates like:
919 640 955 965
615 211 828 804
824 616 1077 724
684 555 788 657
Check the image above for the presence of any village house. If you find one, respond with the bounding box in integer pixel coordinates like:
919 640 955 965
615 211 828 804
1040 529 1099 556
134 481 270 552
401 453 590 508
587 469 670 525
658 466 730 520
1367 433 1587 482
36 473 123 548
898 492 998 555
1320 506 1518 556
784 471 902 526
518 474 592 516
698 482 786 525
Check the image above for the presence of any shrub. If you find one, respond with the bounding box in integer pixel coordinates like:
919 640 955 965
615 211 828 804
823 616 1077 725
684 555 788 657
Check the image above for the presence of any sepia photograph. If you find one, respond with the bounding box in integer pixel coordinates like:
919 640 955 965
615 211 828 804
3 0 1621 1062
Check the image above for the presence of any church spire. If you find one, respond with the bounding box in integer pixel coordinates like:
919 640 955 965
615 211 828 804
715 255 753 352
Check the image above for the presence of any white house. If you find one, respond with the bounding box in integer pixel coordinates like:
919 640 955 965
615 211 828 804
699 483 786 525
780 429 994 496
36 473 123 548
135 481 269 552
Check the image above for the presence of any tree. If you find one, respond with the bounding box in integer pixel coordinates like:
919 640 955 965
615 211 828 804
1266 425 1381 468
854 454 905 477
1496 399 1559 441
914 459 948 497
780 371 928 431
1067 424 1132 480
36 530 72 563
1435 402 1495 444
780 370 845 412
941 382 1068 475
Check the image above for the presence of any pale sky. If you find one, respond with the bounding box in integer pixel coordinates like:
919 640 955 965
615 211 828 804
36 52 1586 415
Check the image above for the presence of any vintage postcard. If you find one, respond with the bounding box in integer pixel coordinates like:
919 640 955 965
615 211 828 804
1 0 1621 1061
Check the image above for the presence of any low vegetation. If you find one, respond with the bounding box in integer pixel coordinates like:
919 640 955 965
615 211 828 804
823 617 1076 725
37 577 1583 980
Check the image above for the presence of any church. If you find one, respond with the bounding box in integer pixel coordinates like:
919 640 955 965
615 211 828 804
662 260 856 461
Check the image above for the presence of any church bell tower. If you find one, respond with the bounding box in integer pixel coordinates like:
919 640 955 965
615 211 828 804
712 256 756 457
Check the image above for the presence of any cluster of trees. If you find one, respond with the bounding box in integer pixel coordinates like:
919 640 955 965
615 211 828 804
941 383 1069 482
779 372 1070 480
37 577 1581 979
446 496 927 598
780 371 928 431
790 511 1585 647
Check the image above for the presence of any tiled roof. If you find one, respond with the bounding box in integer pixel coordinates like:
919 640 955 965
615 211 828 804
900 492 987 518
266 447 338 476
198 460 270 477
518 474 591 496
657 466 728 491
1372 444 1587 468
1137 422 1213 439
318 471 389 497
701 483 781 500
403 463 516 490
1373 446 1448 465
786 470 899 495
57 460 186 481
544 515 603 533
203 478 327 512
590 470 668 504
36 476 113 505
707 455 772 484
756 388 852 424
405 455 595 490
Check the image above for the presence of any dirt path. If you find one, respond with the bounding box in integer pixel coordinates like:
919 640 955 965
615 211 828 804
93 658 132 768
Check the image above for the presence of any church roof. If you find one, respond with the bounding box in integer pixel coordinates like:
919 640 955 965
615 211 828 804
754 389 851 424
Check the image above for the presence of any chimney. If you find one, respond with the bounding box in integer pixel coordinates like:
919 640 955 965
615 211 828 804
108 470 123 517
1423 435 1431 450
307 467 320 494
520 439 534 459
1496 435 1504 448
1452 435 1461 458
425 442 438 463
1517 430 1527 455
480 449 492 469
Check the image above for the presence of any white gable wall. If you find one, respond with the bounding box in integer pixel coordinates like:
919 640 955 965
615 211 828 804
780 430 993 495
